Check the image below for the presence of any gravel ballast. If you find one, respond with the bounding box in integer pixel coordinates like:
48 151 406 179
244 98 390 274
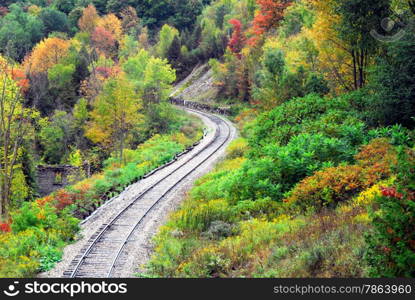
40 109 237 278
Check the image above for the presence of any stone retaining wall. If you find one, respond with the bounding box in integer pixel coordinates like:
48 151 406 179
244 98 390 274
37 165 81 197
170 97 232 116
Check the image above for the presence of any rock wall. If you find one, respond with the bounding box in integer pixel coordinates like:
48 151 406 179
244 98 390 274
37 165 81 197
170 97 231 116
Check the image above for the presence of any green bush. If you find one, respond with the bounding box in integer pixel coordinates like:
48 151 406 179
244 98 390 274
368 125 414 147
227 133 359 203
246 94 354 149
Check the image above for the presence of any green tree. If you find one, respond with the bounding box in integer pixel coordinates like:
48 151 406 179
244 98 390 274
68 7 84 33
167 35 183 75
39 7 70 35
85 74 143 163
156 24 179 58
123 49 176 134
105 0 129 14
364 33 415 127
134 0 172 28
53 0 75 14
72 98 90 151
0 4 44 61
48 63 77 110
334 0 391 89
0 58 38 217
39 110 73 165
169 0 204 30
304 73 330 96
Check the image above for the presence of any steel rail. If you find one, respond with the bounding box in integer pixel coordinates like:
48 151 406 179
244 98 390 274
66 110 232 278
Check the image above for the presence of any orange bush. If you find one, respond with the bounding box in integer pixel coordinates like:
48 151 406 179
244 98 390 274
285 139 396 210
54 190 76 211
36 195 54 207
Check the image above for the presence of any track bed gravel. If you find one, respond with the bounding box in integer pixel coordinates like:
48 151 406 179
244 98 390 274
40 109 236 278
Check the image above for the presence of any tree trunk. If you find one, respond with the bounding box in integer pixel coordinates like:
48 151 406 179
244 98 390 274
358 50 365 88
351 50 358 90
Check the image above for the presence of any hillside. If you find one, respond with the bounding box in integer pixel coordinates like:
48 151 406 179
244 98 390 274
171 64 219 103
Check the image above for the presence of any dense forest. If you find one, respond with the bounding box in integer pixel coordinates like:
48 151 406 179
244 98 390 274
0 0 414 278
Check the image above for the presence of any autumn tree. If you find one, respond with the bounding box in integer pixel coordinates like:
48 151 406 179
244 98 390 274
23 37 72 113
138 27 150 50
97 13 123 41
120 6 140 34
91 26 117 58
85 74 143 163
78 4 100 34
24 37 70 74
248 0 292 45
79 54 116 102
0 6 8 17
309 0 391 91
228 19 245 58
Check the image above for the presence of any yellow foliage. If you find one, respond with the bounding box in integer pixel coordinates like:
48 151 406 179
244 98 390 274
97 14 123 41
24 37 70 74
136 161 151 170
306 0 354 92
354 212 371 225
263 33 314 73
85 73 143 151
219 157 246 172
27 5 41 16
353 178 395 207
226 138 248 159
78 4 100 34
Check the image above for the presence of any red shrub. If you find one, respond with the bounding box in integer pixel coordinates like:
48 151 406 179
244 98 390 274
0 222 11 233
381 187 403 199
55 190 75 211
285 139 397 210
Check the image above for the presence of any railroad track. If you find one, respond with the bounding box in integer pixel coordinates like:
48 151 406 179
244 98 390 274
64 109 233 278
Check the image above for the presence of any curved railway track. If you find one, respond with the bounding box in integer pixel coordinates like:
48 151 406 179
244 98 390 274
63 109 233 278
